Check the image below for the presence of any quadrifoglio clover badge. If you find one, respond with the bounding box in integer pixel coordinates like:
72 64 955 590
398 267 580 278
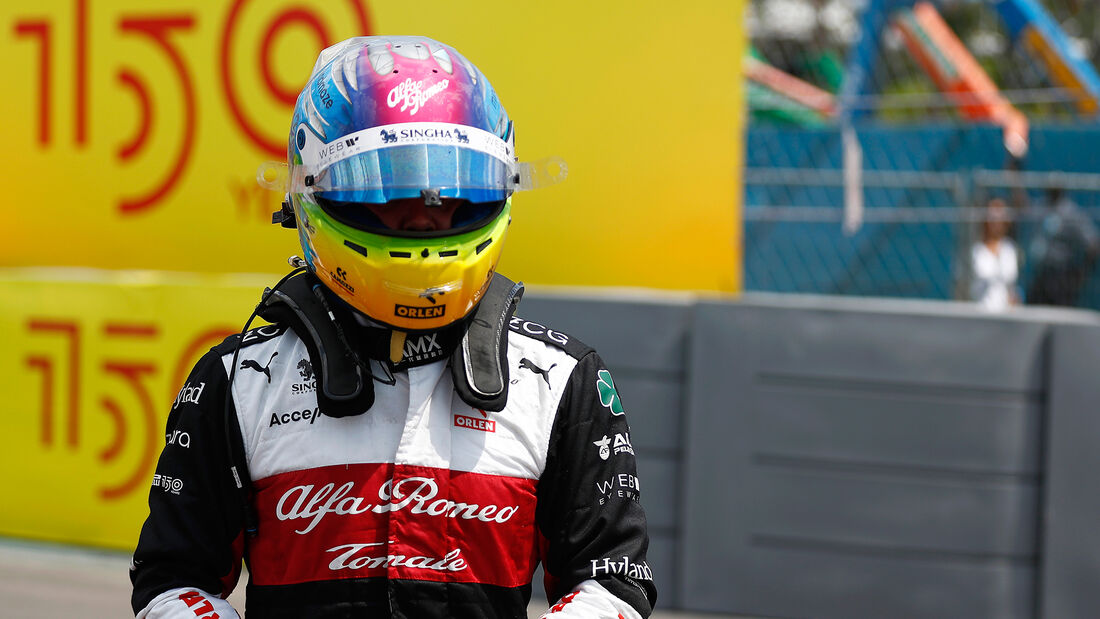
596 369 625 415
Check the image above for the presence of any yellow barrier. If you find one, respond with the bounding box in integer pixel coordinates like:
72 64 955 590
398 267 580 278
1 0 743 292
0 0 743 551
0 270 271 549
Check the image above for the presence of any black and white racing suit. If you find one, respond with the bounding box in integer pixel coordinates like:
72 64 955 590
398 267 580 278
130 311 657 618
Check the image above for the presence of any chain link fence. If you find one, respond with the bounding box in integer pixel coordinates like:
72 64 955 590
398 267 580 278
744 163 1100 309
745 1 1100 310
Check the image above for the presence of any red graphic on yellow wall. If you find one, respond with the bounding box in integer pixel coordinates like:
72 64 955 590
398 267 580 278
0 273 265 549
2 0 741 292
24 319 235 501
2 1 371 271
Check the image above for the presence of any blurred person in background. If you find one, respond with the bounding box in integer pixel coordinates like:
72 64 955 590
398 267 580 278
129 36 656 619
969 198 1020 311
1026 182 1100 307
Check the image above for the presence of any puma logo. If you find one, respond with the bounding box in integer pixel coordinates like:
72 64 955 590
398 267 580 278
241 351 278 383
519 358 556 386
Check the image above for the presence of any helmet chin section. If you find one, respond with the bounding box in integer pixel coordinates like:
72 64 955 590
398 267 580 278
300 197 510 331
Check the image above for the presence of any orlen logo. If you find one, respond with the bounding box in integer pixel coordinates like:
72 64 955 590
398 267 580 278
454 409 495 433
395 304 445 319
173 381 205 409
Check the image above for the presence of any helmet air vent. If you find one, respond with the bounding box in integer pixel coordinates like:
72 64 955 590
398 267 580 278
330 60 350 103
343 240 369 257
431 45 453 74
341 50 359 92
367 46 394 75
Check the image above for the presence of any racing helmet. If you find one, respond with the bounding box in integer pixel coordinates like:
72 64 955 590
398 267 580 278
282 36 557 331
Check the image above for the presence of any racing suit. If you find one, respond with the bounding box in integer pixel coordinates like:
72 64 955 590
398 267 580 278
130 302 657 618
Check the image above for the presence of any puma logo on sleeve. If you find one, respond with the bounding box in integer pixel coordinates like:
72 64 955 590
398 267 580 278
241 352 279 383
519 357 556 386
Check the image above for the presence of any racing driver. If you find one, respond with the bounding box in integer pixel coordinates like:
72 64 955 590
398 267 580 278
130 35 657 618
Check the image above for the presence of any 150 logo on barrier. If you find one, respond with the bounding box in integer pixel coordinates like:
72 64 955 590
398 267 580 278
10 0 371 218
0 275 265 549
23 318 236 502
3 0 373 275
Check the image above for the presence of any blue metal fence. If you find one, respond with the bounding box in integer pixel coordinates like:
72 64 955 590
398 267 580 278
744 124 1100 308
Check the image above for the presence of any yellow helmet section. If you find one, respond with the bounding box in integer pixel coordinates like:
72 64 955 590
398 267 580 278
297 197 511 331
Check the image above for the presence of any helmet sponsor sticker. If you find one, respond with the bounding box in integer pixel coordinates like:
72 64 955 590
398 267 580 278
387 77 450 116
395 303 446 319
296 121 514 176
330 267 355 295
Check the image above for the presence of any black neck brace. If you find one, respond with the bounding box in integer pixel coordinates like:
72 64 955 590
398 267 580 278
256 270 523 417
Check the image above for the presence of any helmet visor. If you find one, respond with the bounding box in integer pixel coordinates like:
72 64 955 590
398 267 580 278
294 122 516 204
314 195 506 239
